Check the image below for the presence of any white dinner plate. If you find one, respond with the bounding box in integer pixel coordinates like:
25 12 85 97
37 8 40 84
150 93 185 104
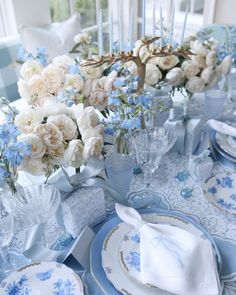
0 261 84 295
215 129 236 158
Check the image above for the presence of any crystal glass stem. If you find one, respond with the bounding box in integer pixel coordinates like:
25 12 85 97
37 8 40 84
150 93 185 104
0 246 13 277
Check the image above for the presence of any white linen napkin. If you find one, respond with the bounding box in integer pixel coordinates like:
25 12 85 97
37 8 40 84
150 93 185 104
116 204 221 295
207 119 236 137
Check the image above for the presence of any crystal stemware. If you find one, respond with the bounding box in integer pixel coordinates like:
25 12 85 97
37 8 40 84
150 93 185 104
129 127 176 208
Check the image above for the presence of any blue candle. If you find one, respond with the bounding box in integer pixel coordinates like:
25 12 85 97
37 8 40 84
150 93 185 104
129 6 134 50
152 3 156 36
142 0 146 37
160 5 163 47
98 9 103 56
109 12 113 53
180 1 189 46
168 4 175 46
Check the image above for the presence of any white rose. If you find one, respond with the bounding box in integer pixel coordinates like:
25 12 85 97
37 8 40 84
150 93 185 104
28 75 47 99
65 74 84 92
147 57 159 66
18 133 46 158
74 32 91 44
83 136 103 161
20 158 45 176
47 114 78 140
190 40 208 57
64 139 84 168
191 55 207 69
81 125 104 143
14 108 44 133
201 66 216 85
157 55 179 70
166 68 185 86
42 101 70 117
133 40 153 62
80 64 103 80
70 103 84 120
52 55 75 72
185 76 205 93
34 122 63 149
18 78 30 101
89 89 108 111
206 51 217 67
181 61 200 79
219 55 232 75
42 65 64 94
20 60 43 80
125 61 138 76
77 106 99 133
47 144 65 163
145 64 162 85
83 79 93 97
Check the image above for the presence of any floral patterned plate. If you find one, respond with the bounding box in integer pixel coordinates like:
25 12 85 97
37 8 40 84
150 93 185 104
202 171 236 215
0 262 84 295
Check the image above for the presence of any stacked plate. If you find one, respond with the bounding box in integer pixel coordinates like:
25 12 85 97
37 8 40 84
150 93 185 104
209 129 236 172
90 209 222 295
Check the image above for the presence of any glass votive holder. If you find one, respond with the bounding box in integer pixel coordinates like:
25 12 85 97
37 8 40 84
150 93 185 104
204 90 227 119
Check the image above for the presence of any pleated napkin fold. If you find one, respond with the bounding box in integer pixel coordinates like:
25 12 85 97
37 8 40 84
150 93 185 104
207 119 236 137
116 204 221 295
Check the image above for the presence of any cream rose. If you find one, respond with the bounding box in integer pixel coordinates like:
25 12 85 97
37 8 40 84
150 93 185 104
125 61 138 76
83 136 103 161
14 108 44 133
81 125 104 143
47 144 65 164
191 55 207 69
89 89 108 111
70 103 84 120
47 114 78 141
145 64 162 85
34 122 63 149
64 139 84 168
18 133 46 158
42 101 70 117
77 106 99 133
201 66 216 85
20 158 45 175
190 40 208 57
157 55 179 70
42 65 64 94
80 64 103 80
206 51 217 67
20 60 43 80
219 55 232 75
166 68 185 86
28 75 47 99
133 40 150 62
181 61 200 79
18 78 30 101
82 79 93 97
64 74 84 92
52 55 75 72
74 32 91 44
185 76 205 93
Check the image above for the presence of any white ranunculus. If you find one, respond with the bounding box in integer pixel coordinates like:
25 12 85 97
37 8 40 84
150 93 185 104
147 57 159 66
52 55 75 72
82 125 104 143
201 66 215 85
28 75 47 99
157 55 179 70
20 60 43 80
47 114 78 141
166 68 185 86
18 133 46 158
206 51 217 67
145 64 162 85
181 61 200 79
133 40 150 62
191 55 207 69
190 40 208 57
219 55 232 75
77 106 99 133
42 64 64 94
42 101 70 117
20 158 45 175
125 61 138 76
34 122 63 149
74 32 91 44
83 136 103 161
14 108 44 133
80 63 103 80
83 79 93 97
18 78 30 101
47 144 65 162
64 139 84 168
89 89 108 111
64 74 84 92
185 76 205 93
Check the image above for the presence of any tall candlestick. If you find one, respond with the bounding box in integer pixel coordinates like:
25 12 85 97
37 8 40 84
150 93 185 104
180 1 189 46
118 0 124 51
129 5 134 50
109 12 113 53
152 2 156 36
168 4 175 46
98 9 103 56
160 5 163 47
142 0 146 36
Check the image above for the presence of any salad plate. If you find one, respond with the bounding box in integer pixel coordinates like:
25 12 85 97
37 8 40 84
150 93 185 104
211 131 236 163
90 208 221 295
0 262 84 294
215 131 236 158
202 171 236 215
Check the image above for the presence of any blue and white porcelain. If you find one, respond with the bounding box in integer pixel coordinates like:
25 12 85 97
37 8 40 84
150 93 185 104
203 172 236 215
0 262 84 295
